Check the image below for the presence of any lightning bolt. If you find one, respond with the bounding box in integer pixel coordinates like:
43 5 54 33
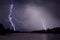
8 4 15 31
40 18 47 30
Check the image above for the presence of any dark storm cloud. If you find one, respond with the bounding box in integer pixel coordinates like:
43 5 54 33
14 0 60 20
0 0 13 29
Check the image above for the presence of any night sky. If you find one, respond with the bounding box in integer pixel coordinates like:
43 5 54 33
0 0 60 31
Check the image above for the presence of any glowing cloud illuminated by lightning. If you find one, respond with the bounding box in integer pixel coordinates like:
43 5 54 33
25 5 47 30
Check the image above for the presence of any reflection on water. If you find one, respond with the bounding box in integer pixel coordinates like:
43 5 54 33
0 33 60 40
47 34 60 40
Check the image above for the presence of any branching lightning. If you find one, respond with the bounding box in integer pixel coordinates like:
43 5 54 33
8 4 15 31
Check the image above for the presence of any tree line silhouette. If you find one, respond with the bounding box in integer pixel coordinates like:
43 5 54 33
0 23 60 35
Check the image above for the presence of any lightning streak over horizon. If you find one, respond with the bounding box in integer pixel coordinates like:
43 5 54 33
8 4 15 31
40 18 47 30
